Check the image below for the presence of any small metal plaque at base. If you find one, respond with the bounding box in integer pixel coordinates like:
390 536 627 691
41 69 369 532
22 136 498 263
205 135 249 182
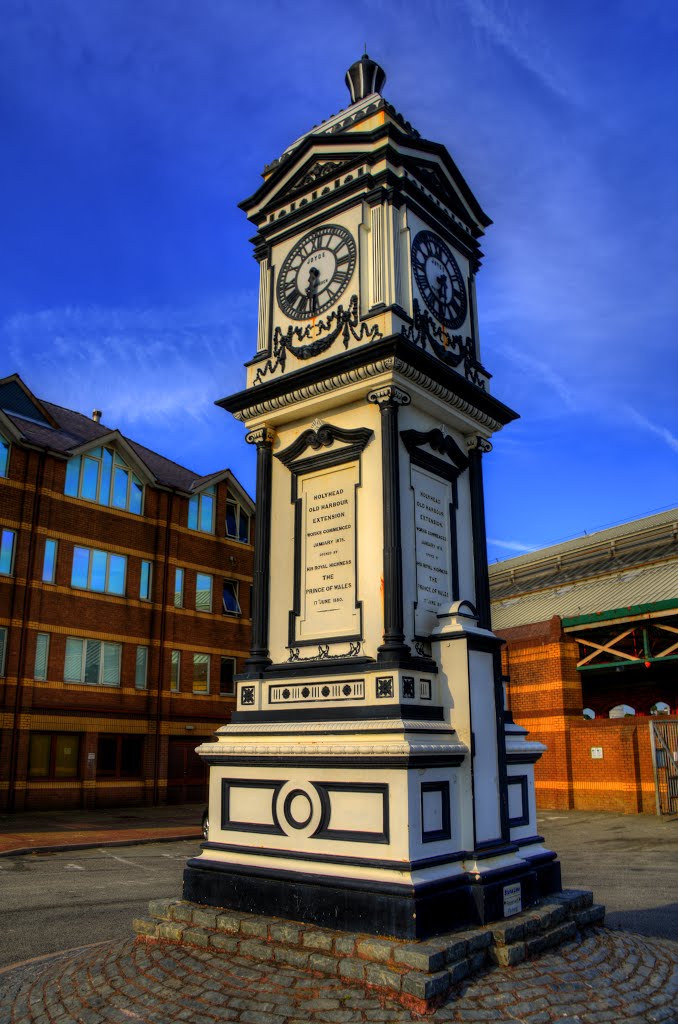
503 882 522 917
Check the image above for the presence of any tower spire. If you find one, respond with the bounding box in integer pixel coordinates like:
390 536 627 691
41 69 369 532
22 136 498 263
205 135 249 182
345 51 386 104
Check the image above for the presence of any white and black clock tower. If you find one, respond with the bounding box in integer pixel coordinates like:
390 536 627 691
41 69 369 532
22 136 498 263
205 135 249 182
184 55 559 938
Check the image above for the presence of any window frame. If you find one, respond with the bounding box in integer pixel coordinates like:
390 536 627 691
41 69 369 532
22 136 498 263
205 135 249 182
64 447 144 515
0 432 9 478
42 538 58 584
170 650 181 692
96 734 144 779
226 500 251 544
28 733 80 779
188 486 216 534
173 567 184 608
195 572 213 613
34 632 50 681
63 637 122 687
0 528 16 576
219 656 236 696
135 646 149 690
222 579 241 616
0 626 6 676
192 652 211 695
140 560 152 601
71 546 127 596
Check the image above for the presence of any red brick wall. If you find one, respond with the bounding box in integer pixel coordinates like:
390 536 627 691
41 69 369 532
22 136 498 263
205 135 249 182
1 442 253 811
499 616 665 814
567 716 659 814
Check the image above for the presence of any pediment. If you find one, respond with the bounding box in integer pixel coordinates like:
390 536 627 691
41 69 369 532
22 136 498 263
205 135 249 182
69 431 156 487
406 158 475 226
254 149 366 214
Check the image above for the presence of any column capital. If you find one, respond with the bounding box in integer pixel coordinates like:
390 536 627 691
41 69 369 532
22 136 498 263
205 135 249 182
465 434 493 454
246 425 276 447
367 386 411 408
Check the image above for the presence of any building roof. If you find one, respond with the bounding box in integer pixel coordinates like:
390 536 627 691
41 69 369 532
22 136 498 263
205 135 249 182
490 507 678 631
0 373 252 503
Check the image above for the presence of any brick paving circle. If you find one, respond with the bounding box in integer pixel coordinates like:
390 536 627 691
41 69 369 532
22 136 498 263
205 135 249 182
0 928 676 1024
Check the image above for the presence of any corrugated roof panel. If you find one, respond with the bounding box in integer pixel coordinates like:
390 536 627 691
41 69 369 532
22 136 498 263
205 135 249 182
491 560 678 631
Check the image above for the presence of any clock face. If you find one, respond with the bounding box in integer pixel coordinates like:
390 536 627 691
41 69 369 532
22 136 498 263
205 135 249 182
411 230 467 330
277 224 356 320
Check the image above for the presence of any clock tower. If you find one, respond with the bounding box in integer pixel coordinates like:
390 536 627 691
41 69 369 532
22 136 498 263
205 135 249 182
184 55 559 938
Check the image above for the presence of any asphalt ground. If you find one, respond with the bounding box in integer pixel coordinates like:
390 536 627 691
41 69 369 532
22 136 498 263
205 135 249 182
0 807 676 1023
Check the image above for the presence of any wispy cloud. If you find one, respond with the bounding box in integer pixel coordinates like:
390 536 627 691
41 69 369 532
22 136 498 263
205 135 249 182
488 538 536 553
498 344 581 411
1 295 255 428
623 405 678 455
459 0 581 106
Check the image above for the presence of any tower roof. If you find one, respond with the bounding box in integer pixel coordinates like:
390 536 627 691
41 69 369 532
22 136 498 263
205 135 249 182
345 52 386 104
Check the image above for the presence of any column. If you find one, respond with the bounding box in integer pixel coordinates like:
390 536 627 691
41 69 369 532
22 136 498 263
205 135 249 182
466 435 493 630
367 386 411 663
244 426 276 674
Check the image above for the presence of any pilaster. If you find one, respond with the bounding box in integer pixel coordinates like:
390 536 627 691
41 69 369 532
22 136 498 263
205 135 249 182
367 386 411 664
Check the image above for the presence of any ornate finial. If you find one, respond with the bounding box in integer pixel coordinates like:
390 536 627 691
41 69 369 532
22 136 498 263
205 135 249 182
345 52 386 104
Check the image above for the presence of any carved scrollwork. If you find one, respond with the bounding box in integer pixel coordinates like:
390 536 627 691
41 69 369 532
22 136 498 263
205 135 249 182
245 426 276 447
402 300 487 389
366 385 411 408
287 641 362 663
253 295 382 385
465 435 493 454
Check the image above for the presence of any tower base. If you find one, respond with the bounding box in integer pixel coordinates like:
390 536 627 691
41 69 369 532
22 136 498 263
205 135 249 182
183 853 561 940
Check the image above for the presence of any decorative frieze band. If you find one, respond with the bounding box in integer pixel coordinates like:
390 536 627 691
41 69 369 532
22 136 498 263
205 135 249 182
235 357 503 432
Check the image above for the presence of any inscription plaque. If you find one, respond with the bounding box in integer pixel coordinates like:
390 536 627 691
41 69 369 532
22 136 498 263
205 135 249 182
297 462 360 642
412 466 453 635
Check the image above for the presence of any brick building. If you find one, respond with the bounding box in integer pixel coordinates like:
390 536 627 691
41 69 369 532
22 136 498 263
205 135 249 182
490 509 678 814
0 374 254 811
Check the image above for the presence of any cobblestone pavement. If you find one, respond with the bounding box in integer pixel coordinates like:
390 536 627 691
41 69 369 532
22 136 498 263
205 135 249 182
0 928 676 1024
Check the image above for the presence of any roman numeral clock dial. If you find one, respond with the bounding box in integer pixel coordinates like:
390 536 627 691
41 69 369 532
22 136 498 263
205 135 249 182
276 225 356 320
411 230 467 330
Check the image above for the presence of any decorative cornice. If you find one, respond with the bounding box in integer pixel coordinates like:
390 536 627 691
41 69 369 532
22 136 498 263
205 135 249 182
233 357 504 431
196 740 467 758
367 385 411 408
216 718 454 735
393 360 503 431
245 426 277 447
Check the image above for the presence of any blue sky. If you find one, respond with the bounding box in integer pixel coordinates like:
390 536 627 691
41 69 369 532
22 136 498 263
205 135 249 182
1 0 676 563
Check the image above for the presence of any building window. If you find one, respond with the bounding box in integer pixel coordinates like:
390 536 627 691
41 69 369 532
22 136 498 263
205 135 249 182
64 637 121 687
0 433 9 477
174 568 184 608
135 646 148 689
96 735 144 778
71 546 126 596
34 633 49 681
226 501 250 544
196 573 212 612
42 539 58 583
0 626 6 676
170 650 181 692
28 733 80 778
0 528 16 575
188 486 215 533
64 447 143 515
223 580 241 615
220 656 236 696
193 653 210 694
140 560 152 601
